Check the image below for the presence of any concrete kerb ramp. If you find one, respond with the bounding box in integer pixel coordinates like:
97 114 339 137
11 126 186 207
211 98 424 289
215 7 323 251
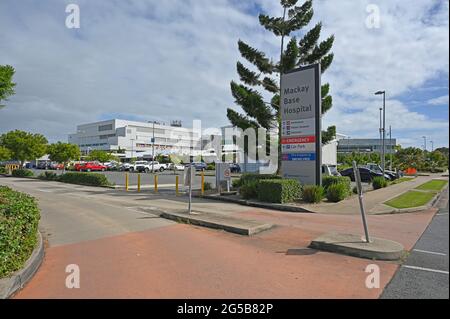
309 232 405 261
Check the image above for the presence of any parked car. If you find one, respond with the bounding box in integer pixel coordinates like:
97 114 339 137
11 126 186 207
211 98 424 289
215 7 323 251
186 162 207 171
119 163 133 171
322 164 341 176
340 167 390 183
49 162 65 170
169 163 185 171
229 163 241 173
365 163 398 180
132 161 166 173
104 161 120 171
37 161 51 169
76 162 107 172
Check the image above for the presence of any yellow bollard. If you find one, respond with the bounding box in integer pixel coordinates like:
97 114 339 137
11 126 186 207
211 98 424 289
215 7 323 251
175 175 179 195
137 173 141 192
125 173 129 192
154 174 158 193
201 171 205 195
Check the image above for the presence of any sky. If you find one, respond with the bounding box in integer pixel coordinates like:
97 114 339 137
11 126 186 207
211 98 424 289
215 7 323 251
0 0 448 149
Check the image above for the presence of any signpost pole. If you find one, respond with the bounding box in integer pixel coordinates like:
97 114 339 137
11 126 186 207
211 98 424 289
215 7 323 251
353 161 370 243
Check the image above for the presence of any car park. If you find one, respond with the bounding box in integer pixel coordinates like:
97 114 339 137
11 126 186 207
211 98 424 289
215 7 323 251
340 167 390 183
187 162 207 171
76 162 107 172
365 163 398 180
229 163 241 173
322 164 341 176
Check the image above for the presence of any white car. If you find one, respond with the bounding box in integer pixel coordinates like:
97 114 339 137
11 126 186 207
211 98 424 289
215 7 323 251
169 163 185 171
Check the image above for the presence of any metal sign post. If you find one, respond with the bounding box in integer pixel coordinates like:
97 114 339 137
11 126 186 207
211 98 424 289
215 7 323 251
353 161 371 243
224 168 231 192
184 165 195 214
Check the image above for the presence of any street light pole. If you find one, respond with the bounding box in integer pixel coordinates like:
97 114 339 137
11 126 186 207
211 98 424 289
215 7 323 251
379 107 383 161
375 91 386 176
430 141 434 152
389 125 393 171
422 136 427 152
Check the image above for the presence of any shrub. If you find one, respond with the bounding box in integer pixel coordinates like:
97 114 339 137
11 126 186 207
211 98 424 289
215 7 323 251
12 169 34 178
203 182 212 191
58 172 111 187
257 179 301 204
322 176 351 192
240 180 259 199
206 163 215 171
302 185 324 203
236 173 282 199
352 186 358 194
372 176 388 189
326 182 350 203
0 186 40 278
0 166 5 174
38 171 59 181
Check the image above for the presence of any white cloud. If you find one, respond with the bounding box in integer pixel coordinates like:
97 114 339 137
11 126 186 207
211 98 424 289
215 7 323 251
428 95 449 105
0 0 448 148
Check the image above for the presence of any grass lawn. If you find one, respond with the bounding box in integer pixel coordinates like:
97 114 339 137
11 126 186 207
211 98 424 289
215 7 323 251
390 177 415 185
415 179 448 192
385 190 436 209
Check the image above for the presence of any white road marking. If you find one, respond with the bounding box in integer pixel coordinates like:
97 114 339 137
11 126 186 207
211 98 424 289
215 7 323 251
436 213 448 216
402 265 449 275
413 249 447 256
37 189 54 193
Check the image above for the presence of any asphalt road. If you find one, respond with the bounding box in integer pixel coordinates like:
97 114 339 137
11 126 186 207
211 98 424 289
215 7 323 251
381 192 449 299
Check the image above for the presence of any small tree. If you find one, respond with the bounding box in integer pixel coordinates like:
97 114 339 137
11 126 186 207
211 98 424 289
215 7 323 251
47 142 81 171
0 146 12 161
0 65 16 108
87 150 116 163
0 130 48 165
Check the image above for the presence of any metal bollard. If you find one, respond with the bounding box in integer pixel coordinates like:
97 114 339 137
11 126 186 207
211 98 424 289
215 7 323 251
125 173 129 192
175 175 179 195
154 174 158 193
137 173 141 192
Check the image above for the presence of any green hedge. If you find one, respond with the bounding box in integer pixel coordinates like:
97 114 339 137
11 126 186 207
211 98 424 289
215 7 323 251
236 173 281 200
323 176 351 191
372 176 388 189
38 171 59 181
0 166 5 174
12 169 34 178
0 186 40 278
326 183 350 203
257 179 301 204
302 185 324 203
58 172 111 187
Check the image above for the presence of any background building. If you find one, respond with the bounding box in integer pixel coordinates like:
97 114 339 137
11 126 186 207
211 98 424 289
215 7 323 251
337 138 397 154
68 119 201 159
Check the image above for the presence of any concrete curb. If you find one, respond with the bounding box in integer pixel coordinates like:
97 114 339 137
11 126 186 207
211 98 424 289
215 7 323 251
309 232 405 261
197 194 314 213
0 231 44 299
160 211 273 236
374 186 448 215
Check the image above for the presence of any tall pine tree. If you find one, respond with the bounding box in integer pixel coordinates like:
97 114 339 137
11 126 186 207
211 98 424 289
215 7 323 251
227 0 335 171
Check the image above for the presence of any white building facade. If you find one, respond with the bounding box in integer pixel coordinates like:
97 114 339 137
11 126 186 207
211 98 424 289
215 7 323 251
68 119 201 158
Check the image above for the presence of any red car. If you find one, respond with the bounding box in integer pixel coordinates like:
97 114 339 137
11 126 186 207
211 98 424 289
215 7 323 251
76 162 107 172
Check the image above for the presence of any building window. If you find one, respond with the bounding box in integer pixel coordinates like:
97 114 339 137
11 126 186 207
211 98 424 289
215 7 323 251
99 124 113 131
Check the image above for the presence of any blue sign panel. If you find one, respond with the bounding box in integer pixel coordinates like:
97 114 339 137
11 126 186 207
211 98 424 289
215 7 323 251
282 153 316 161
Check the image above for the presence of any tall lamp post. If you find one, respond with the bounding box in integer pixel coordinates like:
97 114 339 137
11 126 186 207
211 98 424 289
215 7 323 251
422 136 427 151
389 125 393 171
375 90 386 175
430 141 434 152
379 107 383 161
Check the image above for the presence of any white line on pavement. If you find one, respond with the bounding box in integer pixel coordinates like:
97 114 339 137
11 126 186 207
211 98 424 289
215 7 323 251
402 265 449 275
37 189 54 193
436 213 448 216
413 249 447 256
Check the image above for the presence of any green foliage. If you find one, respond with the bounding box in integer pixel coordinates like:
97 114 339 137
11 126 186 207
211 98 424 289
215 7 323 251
38 171 59 181
47 142 80 165
227 0 335 167
206 163 215 170
302 185 324 203
372 176 388 189
0 65 16 108
0 146 12 161
203 182 213 191
385 190 436 209
322 175 351 192
352 186 358 194
326 182 349 203
0 186 40 278
0 166 5 174
0 130 48 164
58 172 111 187
12 169 34 178
87 150 116 163
240 180 259 200
257 179 301 203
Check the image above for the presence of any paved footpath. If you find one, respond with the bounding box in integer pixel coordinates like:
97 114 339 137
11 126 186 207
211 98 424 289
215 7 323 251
303 175 445 215
0 177 443 298
381 188 449 299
